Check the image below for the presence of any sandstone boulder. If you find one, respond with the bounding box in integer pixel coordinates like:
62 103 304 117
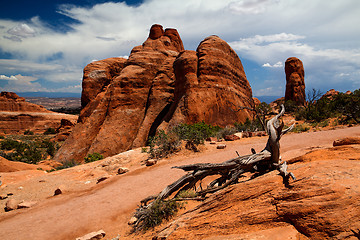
217 144 226 149
17 200 37 209
224 134 240 141
4 199 18 212
284 57 305 105
145 159 157 166
117 167 129 174
54 188 63 196
206 137 218 142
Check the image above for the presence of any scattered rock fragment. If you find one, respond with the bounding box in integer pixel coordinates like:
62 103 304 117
210 141 216 145
97 176 110 184
241 132 250 138
128 216 138 225
54 188 63 196
206 137 218 142
217 144 226 149
17 201 38 209
0 194 8 200
117 167 129 175
5 199 19 212
224 134 240 141
333 137 360 146
76 230 106 240
234 132 243 139
145 159 157 166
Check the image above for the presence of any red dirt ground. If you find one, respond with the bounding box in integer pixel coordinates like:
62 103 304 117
0 125 359 240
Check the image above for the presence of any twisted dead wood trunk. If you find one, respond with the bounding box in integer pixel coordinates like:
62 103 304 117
132 104 295 231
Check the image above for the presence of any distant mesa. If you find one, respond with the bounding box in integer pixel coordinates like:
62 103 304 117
284 57 305 105
0 91 50 113
0 91 77 134
54 24 255 162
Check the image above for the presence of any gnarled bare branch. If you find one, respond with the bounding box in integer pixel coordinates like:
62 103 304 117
131 104 295 232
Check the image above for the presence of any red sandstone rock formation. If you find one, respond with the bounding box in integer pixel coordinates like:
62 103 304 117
0 92 50 112
284 57 305 105
0 92 77 134
81 57 127 110
54 25 254 162
160 36 253 129
322 89 339 100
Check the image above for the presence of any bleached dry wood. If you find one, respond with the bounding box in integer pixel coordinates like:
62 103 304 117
132 104 295 231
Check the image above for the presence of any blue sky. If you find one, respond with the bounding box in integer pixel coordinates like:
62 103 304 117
0 0 359 98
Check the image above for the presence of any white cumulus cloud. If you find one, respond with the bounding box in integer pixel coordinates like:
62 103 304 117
0 0 359 94
262 61 283 68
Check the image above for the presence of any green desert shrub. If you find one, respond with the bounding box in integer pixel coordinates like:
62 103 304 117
0 135 60 164
148 130 181 159
24 130 34 135
234 117 263 132
148 122 221 158
140 199 182 230
332 89 360 124
292 123 310 133
0 139 22 150
84 152 104 163
176 189 198 199
43 127 56 135
216 126 237 139
173 121 220 146
284 100 299 113
55 159 78 170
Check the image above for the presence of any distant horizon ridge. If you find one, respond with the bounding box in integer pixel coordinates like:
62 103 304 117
10 92 280 103
15 92 81 98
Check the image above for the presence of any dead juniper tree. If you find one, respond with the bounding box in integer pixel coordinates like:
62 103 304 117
131 104 295 231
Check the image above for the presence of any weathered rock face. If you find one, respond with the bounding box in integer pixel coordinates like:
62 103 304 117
0 92 77 134
155 145 360 240
284 57 305 105
55 24 184 162
81 57 127 110
161 36 253 129
54 25 254 162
